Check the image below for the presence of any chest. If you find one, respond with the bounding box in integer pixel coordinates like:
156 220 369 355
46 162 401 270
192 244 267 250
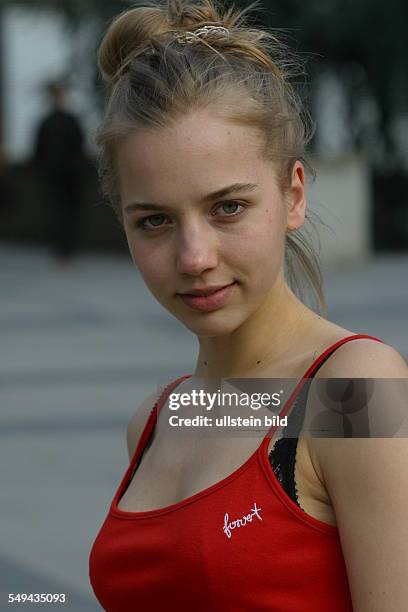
117 429 337 526
93 436 351 612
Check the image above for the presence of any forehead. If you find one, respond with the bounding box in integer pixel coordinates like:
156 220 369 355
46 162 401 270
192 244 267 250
116 110 271 196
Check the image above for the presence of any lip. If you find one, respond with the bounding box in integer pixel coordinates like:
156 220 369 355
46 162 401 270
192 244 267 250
179 284 234 297
177 282 236 312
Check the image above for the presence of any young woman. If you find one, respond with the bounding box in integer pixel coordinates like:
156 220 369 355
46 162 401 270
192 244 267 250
89 1 408 610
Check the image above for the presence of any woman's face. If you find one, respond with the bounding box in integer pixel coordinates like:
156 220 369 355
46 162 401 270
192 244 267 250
117 108 306 337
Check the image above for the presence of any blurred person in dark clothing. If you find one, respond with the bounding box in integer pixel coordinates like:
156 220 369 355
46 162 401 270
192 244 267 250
34 81 85 260
0 146 13 214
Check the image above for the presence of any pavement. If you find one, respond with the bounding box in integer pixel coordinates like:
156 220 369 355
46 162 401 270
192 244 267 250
1 242 407 611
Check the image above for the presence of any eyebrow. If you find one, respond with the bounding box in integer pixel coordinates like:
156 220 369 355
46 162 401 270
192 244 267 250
124 182 259 214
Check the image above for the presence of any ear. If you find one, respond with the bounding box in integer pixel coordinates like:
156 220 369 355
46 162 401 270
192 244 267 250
285 161 306 232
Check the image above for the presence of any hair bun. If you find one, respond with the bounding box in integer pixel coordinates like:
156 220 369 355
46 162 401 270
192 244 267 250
167 0 225 28
98 0 234 84
98 6 168 84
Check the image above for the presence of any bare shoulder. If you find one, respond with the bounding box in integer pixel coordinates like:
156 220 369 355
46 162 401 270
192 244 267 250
126 389 162 461
314 335 408 379
306 333 408 491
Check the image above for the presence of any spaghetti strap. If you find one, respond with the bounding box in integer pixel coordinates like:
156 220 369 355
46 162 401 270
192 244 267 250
263 333 385 440
302 333 384 379
151 375 192 429
131 334 385 469
128 374 192 472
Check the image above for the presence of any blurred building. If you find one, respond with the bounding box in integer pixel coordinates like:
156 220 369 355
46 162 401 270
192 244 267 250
0 6 99 161
0 5 405 263
0 7 127 252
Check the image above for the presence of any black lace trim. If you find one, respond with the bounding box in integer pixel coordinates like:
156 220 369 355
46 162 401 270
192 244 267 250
266 380 314 512
133 343 354 513
269 438 304 512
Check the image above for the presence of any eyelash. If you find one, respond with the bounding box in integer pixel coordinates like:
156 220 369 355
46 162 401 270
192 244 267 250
134 201 246 232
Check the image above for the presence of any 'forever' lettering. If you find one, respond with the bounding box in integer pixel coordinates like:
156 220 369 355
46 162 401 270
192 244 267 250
223 502 262 539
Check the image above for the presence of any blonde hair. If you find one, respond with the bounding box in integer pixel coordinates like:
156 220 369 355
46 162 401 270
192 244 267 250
96 0 328 317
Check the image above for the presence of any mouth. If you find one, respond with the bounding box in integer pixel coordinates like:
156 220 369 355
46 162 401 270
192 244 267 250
177 282 237 312
179 283 234 297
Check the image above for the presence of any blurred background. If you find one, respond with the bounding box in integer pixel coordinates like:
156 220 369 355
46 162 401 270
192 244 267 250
0 0 407 610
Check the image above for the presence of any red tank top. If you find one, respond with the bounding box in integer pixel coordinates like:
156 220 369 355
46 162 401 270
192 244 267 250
89 333 384 611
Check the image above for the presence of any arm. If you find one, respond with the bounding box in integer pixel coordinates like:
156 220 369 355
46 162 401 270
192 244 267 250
310 340 408 611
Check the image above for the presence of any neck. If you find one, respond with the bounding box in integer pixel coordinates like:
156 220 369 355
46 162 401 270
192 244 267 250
194 273 319 378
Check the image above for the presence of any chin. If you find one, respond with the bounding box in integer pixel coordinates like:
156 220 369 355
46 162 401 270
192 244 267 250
174 309 246 338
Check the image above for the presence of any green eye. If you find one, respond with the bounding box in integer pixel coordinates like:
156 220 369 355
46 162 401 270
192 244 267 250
135 200 246 232
214 201 245 218
136 214 168 230
148 215 166 226
221 202 240 214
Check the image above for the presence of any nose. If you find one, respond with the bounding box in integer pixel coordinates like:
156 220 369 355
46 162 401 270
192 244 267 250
176 222 219 276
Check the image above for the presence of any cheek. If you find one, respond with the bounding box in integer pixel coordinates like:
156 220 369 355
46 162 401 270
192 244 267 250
226 208 285 269
227 213 286 302
125 232 171 288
